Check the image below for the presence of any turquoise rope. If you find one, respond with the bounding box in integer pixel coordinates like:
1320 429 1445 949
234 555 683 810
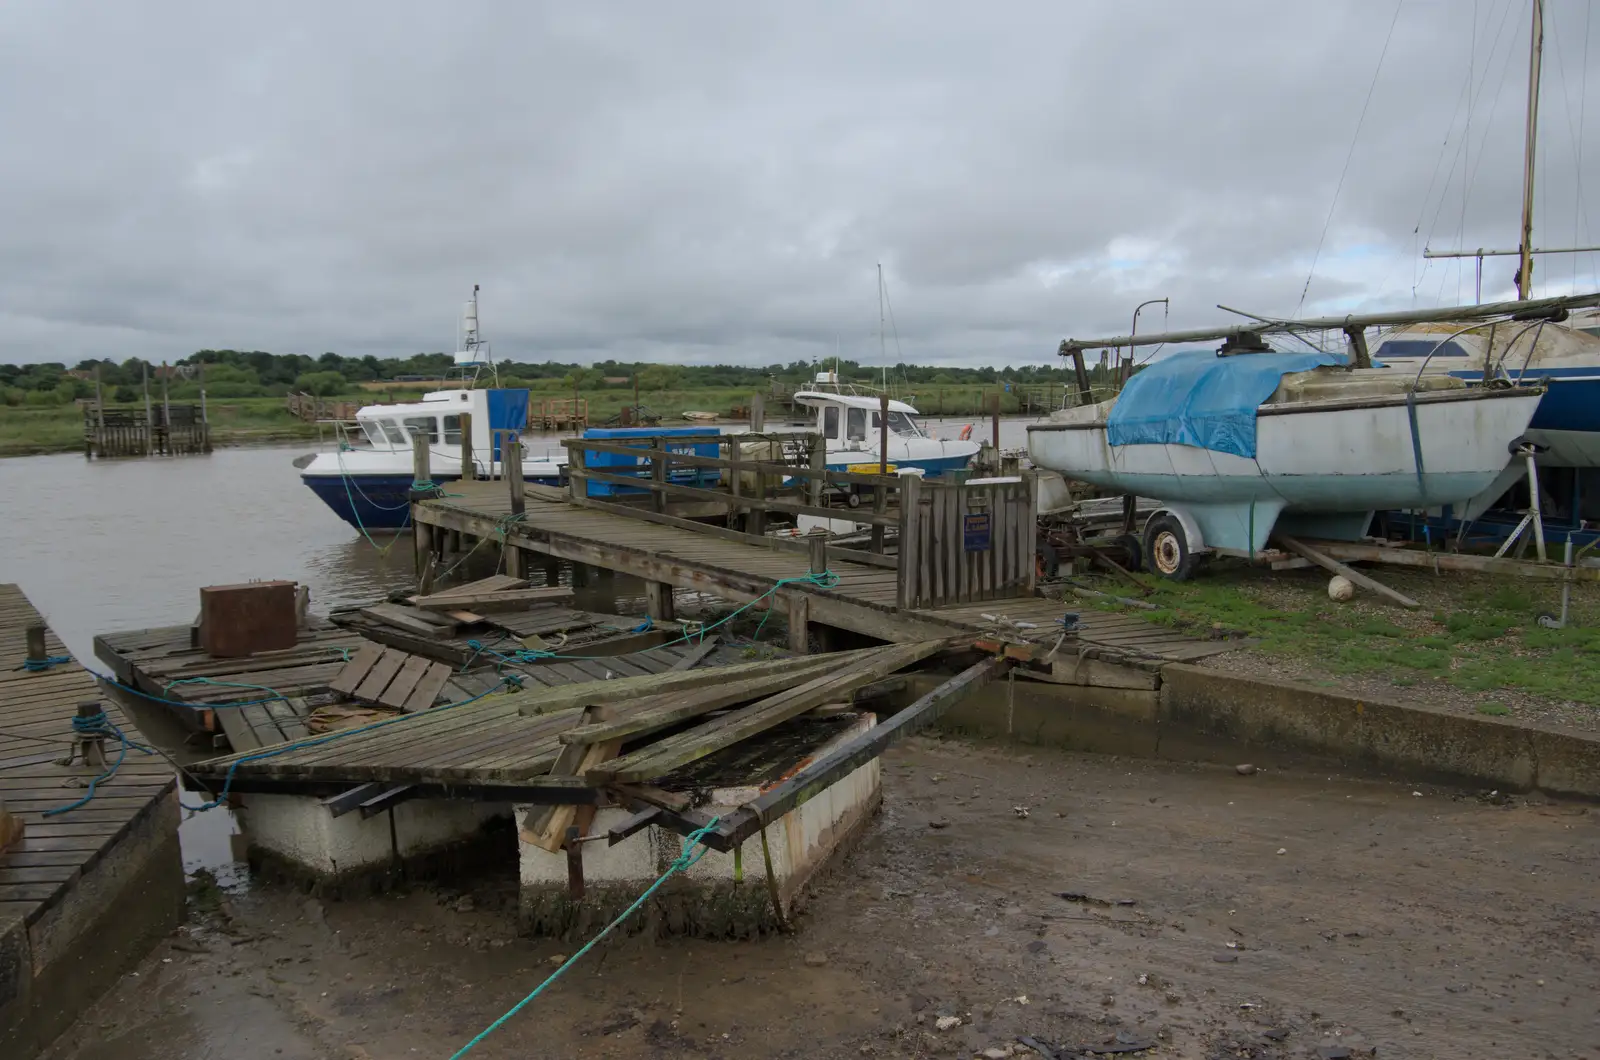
42 710 154 817
22 654 72 672
459 568 839 672
448 815 722 1059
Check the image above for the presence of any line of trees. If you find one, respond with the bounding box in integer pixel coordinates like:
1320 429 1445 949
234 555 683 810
2 349 1099 407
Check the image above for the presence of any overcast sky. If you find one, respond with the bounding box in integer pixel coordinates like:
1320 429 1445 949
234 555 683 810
2 1 1597 369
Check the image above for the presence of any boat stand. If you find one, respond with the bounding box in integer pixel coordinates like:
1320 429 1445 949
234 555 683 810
1493 445 1548 564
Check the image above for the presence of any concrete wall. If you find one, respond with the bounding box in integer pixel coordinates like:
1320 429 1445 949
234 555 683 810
518 714 883 937
932 663 1600 798
0 790 185 1060
237 794 510 887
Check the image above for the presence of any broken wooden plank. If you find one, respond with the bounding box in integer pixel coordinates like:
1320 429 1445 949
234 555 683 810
555 654 842 746
327 641 385 695
360 603 453 638
1276 535 1420 609
352 647 408 703
667 635 720 672
378 654 434 710
413 586 575 612
590 640 949 784
443 610 486 625
521 705 624 853
400 662 455 712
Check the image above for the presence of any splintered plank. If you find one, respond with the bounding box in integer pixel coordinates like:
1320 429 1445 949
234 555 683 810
413 587 577 613
329 642 385 695
400 662 454 712
378 654 434 710
353 648 408 703
520 705 623 853
360 603 454 638
667 635 720 671
590 640 948 784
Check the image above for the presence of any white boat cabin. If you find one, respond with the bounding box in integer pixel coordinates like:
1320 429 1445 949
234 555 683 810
793 391 927 450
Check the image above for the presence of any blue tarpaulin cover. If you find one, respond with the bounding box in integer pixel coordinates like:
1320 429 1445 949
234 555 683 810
1105 350 1343 459
486 389 530 460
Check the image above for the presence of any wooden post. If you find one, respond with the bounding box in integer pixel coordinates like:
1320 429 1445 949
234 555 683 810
990 392 1001 458
808 432 826 508
506 433 526 515
644 581 676 622
871 477 888 554
787 594 810 655
503 542 524 579
24 623 47 667
808 533 828 577
459 411 474 479
142 362 153 456
1022 469 1039 594
750 393 765 433
651 437 666 514
0 798 23 857
412 430 431 486
569 443 588 500
750 439 767 537
1067 345 1093 404
94 364 104 429
198 360 211 452
160 361 171 455
897 473 922 609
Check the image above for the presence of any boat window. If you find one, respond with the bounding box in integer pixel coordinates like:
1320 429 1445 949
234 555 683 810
846 408 867 441
1375 339 1470 359
402 416 439 443
872 410 922 437
823 406 839 439
378 419 408 445
357 418 384 446
442 414 463 445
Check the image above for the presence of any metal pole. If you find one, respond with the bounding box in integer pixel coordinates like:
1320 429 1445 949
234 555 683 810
1128 297 1169 382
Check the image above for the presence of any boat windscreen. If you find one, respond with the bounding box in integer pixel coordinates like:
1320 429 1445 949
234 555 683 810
874 410 923 437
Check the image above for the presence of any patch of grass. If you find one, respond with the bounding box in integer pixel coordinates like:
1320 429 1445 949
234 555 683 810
1477 702 1511 716
1083 563 1600 708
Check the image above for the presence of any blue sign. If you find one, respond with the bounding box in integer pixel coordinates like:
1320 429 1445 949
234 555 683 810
963 512 992 552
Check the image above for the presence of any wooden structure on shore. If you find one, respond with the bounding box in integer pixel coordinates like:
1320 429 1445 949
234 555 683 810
285 391 362 423
83 403 210 457
532 397 588 430
0 585 183 1056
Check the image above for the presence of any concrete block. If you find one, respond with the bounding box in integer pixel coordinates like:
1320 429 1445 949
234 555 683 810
237 794 509 883
932 674 1161 758
517 714 882 937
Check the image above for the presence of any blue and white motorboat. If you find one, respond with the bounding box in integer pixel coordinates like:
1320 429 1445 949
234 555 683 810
791 379 981 478
296 387 563 531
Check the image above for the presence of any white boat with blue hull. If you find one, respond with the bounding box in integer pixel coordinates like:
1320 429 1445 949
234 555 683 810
298 387 562 531
790 387 980 481
1028 347 1544 578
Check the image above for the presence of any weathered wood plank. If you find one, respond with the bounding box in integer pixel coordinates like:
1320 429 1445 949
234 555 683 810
353 648 408 703
378 654 434 710
401 662 455 712
328 641 385 695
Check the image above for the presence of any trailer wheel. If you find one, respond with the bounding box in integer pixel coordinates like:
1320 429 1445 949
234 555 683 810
1111 532 1143 573
1144 514 1198 581
846 490 862 509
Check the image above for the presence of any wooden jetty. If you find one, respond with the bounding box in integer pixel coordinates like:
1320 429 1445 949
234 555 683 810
408 432 1235 668
0 585 183 1056
83 360 212 458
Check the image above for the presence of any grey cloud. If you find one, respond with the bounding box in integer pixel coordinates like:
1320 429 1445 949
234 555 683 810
1 0 1595 369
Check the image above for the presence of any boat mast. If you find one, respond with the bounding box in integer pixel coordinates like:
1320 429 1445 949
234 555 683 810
1518 0 1544 300
878 263 887 392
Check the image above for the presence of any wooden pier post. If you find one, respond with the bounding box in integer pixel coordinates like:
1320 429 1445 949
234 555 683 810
506 434 526 516
787 595 810 655
644 581 676 623
650 437 666 514
750 393 765 433
160 361 171 456
809 533 828 577
808 432 826 508
458 411 473 479
990 392 1001 461
24 623 47 667
412 431 431 486
198 360 211 453
504 543 525 579
141 362 153 456
568 444 588 500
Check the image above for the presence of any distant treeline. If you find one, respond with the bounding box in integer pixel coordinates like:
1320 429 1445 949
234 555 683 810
2 348 1104 406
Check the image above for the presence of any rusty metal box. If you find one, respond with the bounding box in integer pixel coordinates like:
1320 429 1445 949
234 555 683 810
198 581 298 658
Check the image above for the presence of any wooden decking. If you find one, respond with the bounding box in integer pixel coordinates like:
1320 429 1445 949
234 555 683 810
0 585 175 921
415 481 1241 664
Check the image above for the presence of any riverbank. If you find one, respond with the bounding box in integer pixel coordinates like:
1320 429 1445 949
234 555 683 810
38 738 1600 1060
0 400 324 457
1065 562 1600 731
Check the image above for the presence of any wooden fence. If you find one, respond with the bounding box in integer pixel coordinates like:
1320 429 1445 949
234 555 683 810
83 405 210 458
285 392 362 423
895 474 1036 608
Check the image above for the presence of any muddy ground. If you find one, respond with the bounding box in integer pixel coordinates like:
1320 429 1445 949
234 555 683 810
41 737 1600 1060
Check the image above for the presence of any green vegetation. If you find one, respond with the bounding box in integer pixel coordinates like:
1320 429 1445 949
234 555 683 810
3 347 1104 456
1077 562 1600 706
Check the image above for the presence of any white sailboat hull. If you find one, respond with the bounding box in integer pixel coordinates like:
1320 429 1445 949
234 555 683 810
1027 388 1542 552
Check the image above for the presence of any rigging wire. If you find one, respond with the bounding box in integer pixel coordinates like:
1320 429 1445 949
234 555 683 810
1582 0 1596 290
1548 2 1596 292
1297 0 1405 315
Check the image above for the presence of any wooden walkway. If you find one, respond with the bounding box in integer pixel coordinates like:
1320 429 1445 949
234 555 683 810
415 481 1239 664
0 585 175 921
